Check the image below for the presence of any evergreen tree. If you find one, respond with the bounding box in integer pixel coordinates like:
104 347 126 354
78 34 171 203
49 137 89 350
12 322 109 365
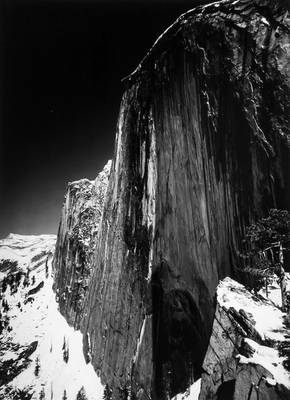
76 386 88 400
45 256 49 278
62 336 69 363
63 347 69 363
34 356 40 377
23 268 30 288
39 387 45 400
2 276 7 293
242 208 290 310
13 387 33 400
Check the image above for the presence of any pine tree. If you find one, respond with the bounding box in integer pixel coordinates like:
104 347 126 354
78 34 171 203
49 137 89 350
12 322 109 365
62 336 70 363
45 256 49 278
39 387 45 400
62 389 68 400
242 208 290 311
63 347 69 363
76 386 88 400
2 276 7 293
34 356 40 377
13 387 33 400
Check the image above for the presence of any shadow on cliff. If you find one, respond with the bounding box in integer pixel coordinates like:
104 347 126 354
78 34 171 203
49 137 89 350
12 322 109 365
151 259 209 399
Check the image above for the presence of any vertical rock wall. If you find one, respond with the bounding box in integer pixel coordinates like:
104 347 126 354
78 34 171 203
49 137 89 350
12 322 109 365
53 161 111 328
53 0 290 399
81 1 290 398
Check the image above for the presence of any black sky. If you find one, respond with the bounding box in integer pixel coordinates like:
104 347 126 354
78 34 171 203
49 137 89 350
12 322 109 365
0 0 209 238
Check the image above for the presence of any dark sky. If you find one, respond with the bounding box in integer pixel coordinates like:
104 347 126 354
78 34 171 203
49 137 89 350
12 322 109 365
0 0 208 238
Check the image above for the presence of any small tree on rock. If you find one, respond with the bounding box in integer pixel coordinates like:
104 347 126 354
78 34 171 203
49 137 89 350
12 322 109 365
243 209 290 311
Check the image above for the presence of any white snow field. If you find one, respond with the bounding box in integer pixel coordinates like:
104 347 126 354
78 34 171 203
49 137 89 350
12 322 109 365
217 277 290 389
0 234 104 400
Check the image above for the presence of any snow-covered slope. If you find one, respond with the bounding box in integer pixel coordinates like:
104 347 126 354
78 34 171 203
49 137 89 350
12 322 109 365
0 234 55 280
0 234 104 400
199 277 290 400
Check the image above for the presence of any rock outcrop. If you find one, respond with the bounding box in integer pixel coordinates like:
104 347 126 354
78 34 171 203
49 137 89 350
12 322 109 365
53 161 111 327
199 277 290 400
53 0 290 399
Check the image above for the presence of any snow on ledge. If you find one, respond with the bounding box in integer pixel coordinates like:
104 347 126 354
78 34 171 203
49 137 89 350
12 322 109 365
237 338 290 389
217 277 290 389
217 277 286 342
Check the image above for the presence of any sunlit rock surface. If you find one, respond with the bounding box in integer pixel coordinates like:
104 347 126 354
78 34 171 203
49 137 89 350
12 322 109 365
0 234 104 400
199 277 290 400
53 160 111 328
77 1 290 398
48 0 290 399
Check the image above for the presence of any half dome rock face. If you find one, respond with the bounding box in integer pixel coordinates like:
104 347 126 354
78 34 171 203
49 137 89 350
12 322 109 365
53 160 111 328
77 0 289 399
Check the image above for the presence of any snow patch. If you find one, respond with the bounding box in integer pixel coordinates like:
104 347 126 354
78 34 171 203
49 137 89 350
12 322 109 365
217 277 286 343
237 338 290 388
172 379 201 400
217 277 290 389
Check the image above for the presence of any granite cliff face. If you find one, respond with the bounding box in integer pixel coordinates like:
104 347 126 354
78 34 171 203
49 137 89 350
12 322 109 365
53 161 111 327
53 0 290 399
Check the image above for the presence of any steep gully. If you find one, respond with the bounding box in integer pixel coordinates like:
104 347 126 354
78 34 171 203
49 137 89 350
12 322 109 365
53 1 290 399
